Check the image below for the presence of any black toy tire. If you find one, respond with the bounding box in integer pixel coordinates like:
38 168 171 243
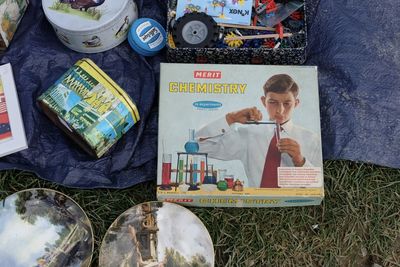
172 12 219 48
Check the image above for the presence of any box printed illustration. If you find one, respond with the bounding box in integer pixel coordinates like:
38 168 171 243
175 0 253 25
157 63 324 207
0 76 11 141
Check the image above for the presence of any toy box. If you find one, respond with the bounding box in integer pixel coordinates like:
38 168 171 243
157 63 324 207
38 58 140 158
0 0 29 52
167 0 307 64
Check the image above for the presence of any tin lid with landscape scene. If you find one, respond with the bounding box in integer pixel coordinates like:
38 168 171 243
42 0 131 32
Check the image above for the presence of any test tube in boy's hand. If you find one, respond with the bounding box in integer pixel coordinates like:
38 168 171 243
275 122 281 141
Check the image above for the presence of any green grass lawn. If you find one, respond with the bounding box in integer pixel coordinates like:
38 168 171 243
0 160 399 266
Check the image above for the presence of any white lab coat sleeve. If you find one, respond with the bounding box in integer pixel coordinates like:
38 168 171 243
302 133 323 167
302 158 314 167
195 117 245 161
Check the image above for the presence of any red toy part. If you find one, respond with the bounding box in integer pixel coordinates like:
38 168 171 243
265 0 277 13
259 0 277 12
263 39 275 48
290 11 303 20
255 0 277 15
275 22 283 39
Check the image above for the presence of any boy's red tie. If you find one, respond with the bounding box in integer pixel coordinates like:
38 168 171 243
260 128 281 188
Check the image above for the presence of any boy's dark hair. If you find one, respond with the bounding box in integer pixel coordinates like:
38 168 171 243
263 74 299 97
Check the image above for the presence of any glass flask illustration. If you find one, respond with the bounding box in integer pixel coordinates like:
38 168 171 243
203 164 216 184
224 174 234 189
184 128 199 153
218 169 227 181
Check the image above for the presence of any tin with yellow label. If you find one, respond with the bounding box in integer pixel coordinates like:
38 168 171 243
38 58 140 158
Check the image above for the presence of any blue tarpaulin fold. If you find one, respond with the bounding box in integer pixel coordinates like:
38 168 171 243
306 0 400 168
0 0 398 188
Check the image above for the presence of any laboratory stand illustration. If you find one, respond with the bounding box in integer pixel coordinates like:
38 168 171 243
159 128 245 192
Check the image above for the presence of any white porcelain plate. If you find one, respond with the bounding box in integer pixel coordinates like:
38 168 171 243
0 188 94 267
99 201 214 267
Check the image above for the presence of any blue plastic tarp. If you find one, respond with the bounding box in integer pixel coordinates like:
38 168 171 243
306 0 400 168
0 0 398 188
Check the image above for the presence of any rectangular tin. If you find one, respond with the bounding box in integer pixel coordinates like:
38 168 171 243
38 58 140 158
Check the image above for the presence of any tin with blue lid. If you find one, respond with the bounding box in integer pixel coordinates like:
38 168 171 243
128 18 167 56
42 0 138 53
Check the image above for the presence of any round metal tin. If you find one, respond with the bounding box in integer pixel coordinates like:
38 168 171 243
99 201 215 267
0 188 94 267
42 0 138 53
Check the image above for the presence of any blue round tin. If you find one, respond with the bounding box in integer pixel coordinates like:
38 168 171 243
128 18 166 56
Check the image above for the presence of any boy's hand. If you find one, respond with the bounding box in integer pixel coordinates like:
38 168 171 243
226 107 263 125
277 138 305 166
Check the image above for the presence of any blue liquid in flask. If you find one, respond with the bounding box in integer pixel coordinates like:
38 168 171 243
184 129 199 153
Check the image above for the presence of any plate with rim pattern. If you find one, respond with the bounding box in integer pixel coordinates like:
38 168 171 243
99 201 214 267
0 188 94 267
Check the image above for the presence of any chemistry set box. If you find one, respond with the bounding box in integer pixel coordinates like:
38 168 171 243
157 63 325 207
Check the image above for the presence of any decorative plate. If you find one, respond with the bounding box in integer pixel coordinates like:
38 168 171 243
0 188 94 267
99 201 214 267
